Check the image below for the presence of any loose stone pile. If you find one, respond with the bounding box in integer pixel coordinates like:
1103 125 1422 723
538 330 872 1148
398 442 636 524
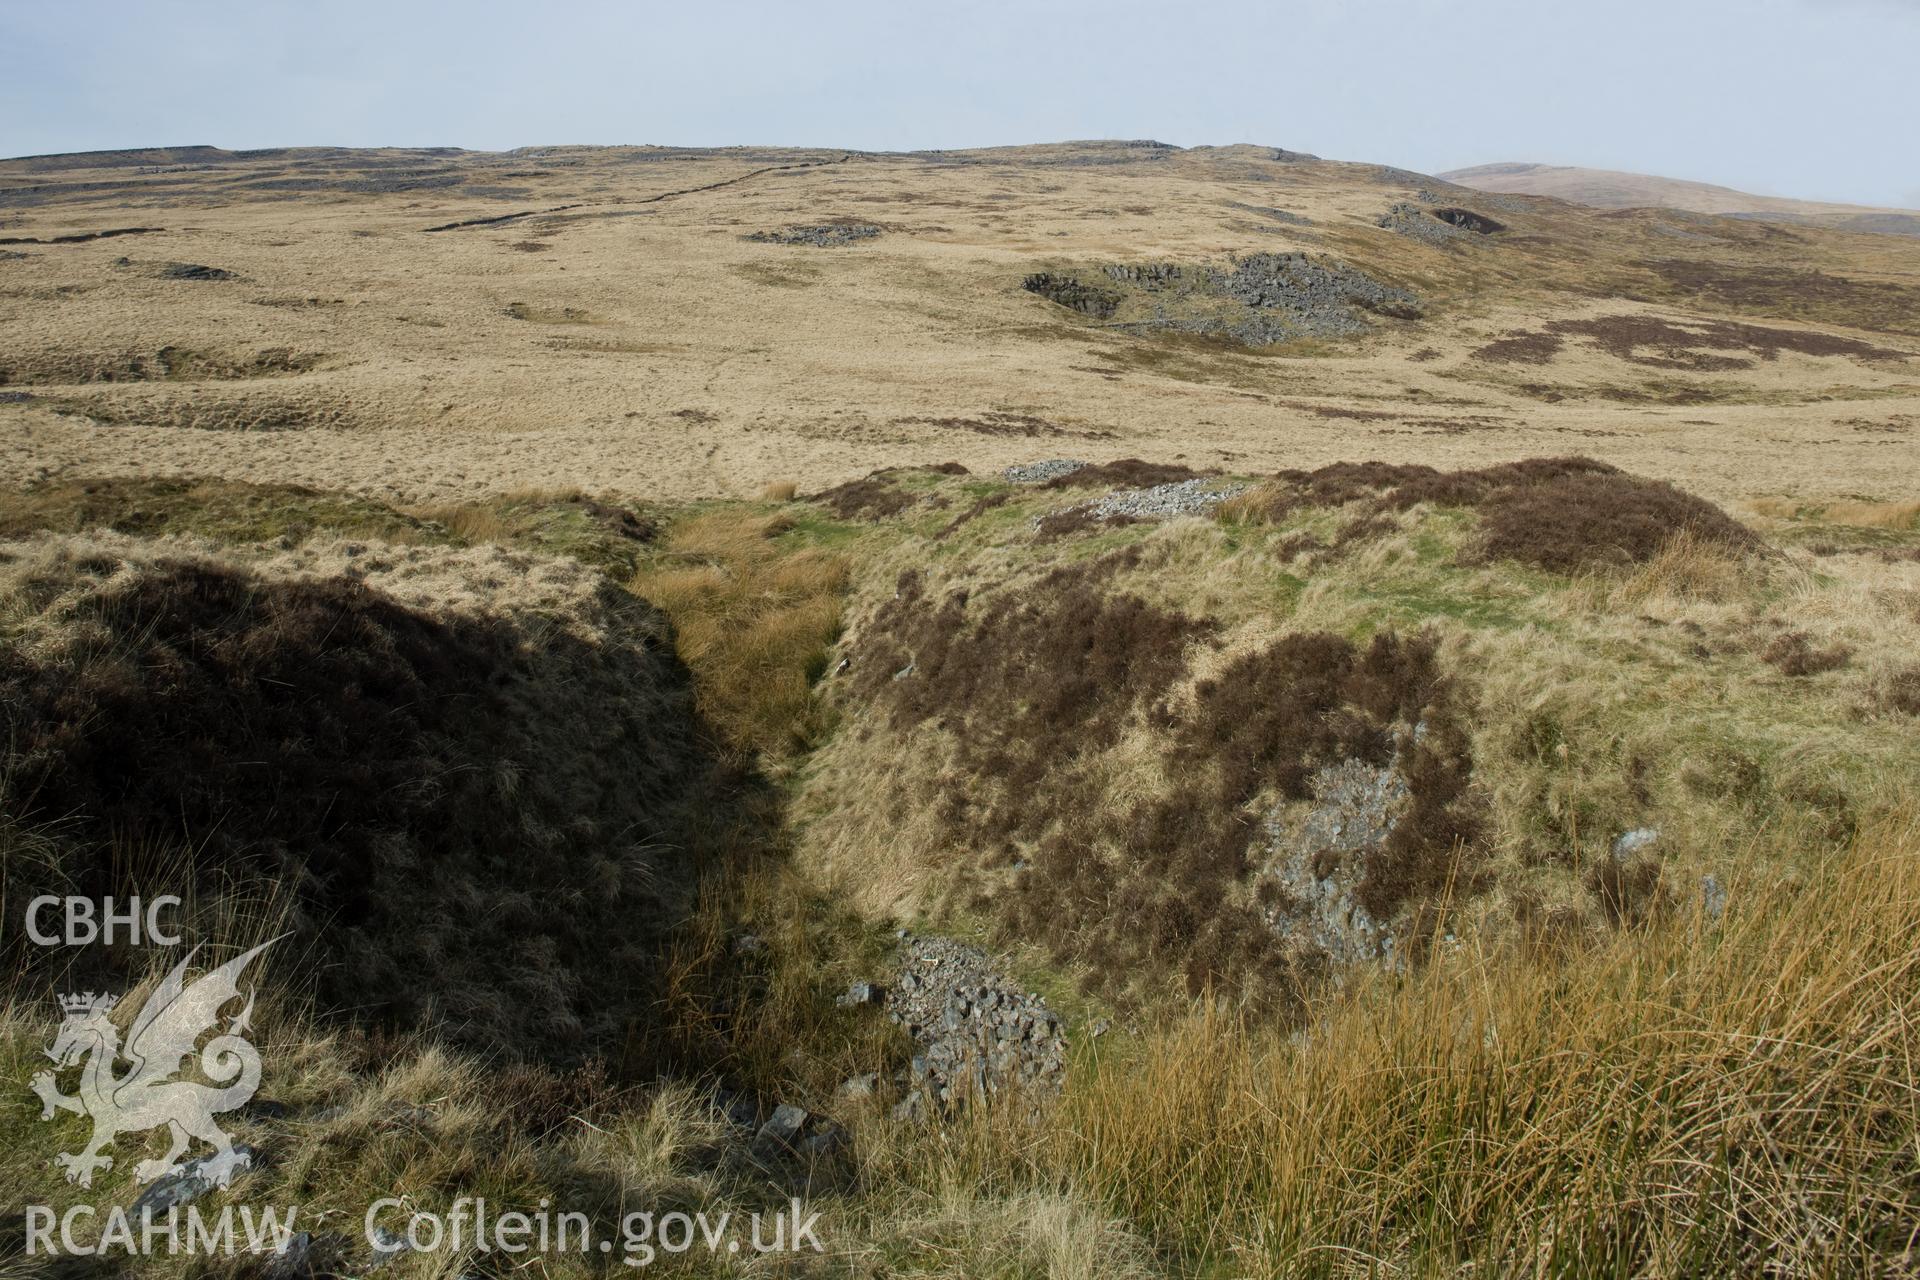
1085 476 1249 520
1003 458 1088 484
746 224 881 246
159 262 235 280
867 934 1068 1118
1103 262 1185 289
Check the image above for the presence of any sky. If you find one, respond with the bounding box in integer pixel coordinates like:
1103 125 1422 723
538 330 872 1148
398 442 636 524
4 0 1918 208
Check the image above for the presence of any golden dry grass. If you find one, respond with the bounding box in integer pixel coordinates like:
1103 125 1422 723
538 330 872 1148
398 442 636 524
1600 526 1753 604
2 144 1917 508
6 804 1916 1276
1037 806 1920 1276
1824 499 1920 530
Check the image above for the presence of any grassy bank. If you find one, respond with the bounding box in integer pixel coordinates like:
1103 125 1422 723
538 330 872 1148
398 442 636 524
1 465 1916 1276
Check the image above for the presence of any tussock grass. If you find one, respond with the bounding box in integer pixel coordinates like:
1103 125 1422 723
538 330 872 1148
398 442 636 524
1041 810 1920 1276
1825 499 1920 531
1602 526 1753 604
409 488 659 576
1744 496 1920 549
10 807 1901 1277
630 509 850 763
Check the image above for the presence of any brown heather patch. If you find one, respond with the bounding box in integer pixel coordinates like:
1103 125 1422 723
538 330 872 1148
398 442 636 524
1232 457 1614 521
0 540 715 1058
1171 630 1480 925
1472 314 1904 369
895 411 1116 440
850 554 1478 1004
1032 507 1140 542
854 548 1190 749
1640 258 1920 334
1226 456 1757 573
1583 855 1670 931
0 345 323 386
0 476 437 544
812 471 916 520
811 464 969 521
1472 331 1564 364
1554 314 1900 366
1041 458 1208 490
934 490 1011 539
39 389 370 433
1879 667 1920 716
1280 401 1403 422
1475 470 1758 573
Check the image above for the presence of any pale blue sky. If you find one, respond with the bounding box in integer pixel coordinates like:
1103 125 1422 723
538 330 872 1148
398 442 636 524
4 0 1917 207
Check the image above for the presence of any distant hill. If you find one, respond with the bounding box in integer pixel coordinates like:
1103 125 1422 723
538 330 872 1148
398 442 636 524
1440 162 1920 238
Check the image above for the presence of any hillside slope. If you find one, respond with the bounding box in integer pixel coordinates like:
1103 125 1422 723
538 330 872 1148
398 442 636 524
2 140 1917 507
1441 160 1920 237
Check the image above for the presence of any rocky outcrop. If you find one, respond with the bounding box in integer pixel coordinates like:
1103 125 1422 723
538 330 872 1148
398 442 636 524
1027 252 1421 345
746 223 881 246
1380 200 1506 244
1022 272 1121 318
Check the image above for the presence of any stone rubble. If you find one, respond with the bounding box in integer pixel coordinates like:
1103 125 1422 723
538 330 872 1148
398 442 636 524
1610 827 1659 860
1021 272 1120 318
131 1144 260 1219
1701 873 1729 921
871 934 1068 1117
1003 458 1088 484
160 261 235 280
1084 477 1249 521
751 1102 811 1158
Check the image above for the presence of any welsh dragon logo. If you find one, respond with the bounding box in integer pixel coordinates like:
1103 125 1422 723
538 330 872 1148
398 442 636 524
30 939 278 1189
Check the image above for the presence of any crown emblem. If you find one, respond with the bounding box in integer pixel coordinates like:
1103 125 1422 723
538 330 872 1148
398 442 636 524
58 991 117 1017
